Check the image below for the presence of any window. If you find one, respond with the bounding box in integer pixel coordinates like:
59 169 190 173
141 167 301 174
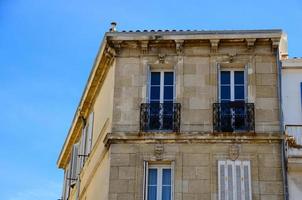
218 70 248 131
148 71 175 130
220 70 245 102
144 163 173 200
218 160 252 200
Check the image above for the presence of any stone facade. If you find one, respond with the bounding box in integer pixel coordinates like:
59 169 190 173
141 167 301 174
57 29 288 200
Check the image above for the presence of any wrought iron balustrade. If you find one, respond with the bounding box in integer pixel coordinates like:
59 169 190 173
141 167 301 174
140 103 181 132
213 101 255 132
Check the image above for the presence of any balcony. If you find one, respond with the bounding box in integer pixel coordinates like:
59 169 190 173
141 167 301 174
140 103 181 132
213 101 255 132
286 125 302 157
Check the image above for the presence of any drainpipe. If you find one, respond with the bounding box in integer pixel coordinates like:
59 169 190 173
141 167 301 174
276 47 289 200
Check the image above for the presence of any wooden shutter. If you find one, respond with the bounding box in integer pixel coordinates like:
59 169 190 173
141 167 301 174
85 112 94 156
242 161 252 200
70 143 79 186
146 65 151 102
143 161 149 200
218 160 226 200
63 167 71 200
79 124 87 169
171 161 175 200
75 178 81 200
218 160 251 200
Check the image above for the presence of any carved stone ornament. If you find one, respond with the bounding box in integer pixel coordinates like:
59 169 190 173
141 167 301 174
154 144 164 160
175 40 184 55
229 144 240 161
140 41 149 54
158 54 166 64
210 39 220 53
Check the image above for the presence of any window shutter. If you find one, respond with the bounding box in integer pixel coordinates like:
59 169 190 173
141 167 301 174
227 160 234 200
85 112 94 156
62 169 68 200
143 161 149 200
218 161 226 200
242 161 251 200
75 178 80 200
70 143 79 186
63 167 71 200
80 124 88 168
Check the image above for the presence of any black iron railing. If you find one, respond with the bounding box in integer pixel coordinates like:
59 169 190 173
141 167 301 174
213 101 255 132
140 103 181 132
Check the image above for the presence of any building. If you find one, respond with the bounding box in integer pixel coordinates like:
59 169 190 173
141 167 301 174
282 58 302 200
57 25 289 200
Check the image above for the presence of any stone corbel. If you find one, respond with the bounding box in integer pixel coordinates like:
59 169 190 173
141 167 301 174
140 40 149 54
271 38 280 50
210 39 220 53
105 46 116 66
111 41 122 55
154 144 164 160
175 39 184 55
245 38 256 50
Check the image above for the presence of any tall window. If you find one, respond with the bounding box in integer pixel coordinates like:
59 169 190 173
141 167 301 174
145 164 172 200
220 70 245 102
218 160 252 200
149 71 174 130
219 70 246 131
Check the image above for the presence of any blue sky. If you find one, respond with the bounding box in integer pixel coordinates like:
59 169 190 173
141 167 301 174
0 0 302 199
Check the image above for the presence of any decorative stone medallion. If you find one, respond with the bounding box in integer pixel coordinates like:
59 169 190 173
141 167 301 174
154 144 164 160
229 144 240 161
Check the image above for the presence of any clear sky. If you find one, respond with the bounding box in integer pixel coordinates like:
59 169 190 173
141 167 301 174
0 0 302 199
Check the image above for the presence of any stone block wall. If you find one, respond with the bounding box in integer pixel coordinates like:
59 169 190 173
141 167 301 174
111 42 280 134
108 143 283 200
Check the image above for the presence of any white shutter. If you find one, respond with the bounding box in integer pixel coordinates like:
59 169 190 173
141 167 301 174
218 160 226 200
70 143 79 186
64 167 71 200
242 161 252 200
143 161 149 200
62 169 67 200
218 160 252 200
79 124 87 169
75 178 81 200
85 112 94 156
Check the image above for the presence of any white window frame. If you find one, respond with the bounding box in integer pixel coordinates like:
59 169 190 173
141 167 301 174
218 160 252 200
144 163 174 200
148 70 175 103
219 68 247 102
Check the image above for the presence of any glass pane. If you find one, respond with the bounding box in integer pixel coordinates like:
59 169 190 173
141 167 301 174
164 86 173 100
150 86 160 100
148 186 157 200
151 72 160 85
221 71 230 84
148 169 157 185
221 86 230 100
234 71 244 84
164 72 174 85
235 86 244 100
162 169 171 185
162 186 171 200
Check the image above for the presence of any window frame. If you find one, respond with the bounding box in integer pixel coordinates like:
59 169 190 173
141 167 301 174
219 69 246 102
148 70 175 103
144 162 174 200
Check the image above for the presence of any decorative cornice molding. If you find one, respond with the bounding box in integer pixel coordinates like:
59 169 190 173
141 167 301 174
175 39 184 55
210 39 220 53
140 40 149 54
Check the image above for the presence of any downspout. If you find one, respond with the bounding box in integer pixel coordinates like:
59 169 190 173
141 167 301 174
276 47 289 200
